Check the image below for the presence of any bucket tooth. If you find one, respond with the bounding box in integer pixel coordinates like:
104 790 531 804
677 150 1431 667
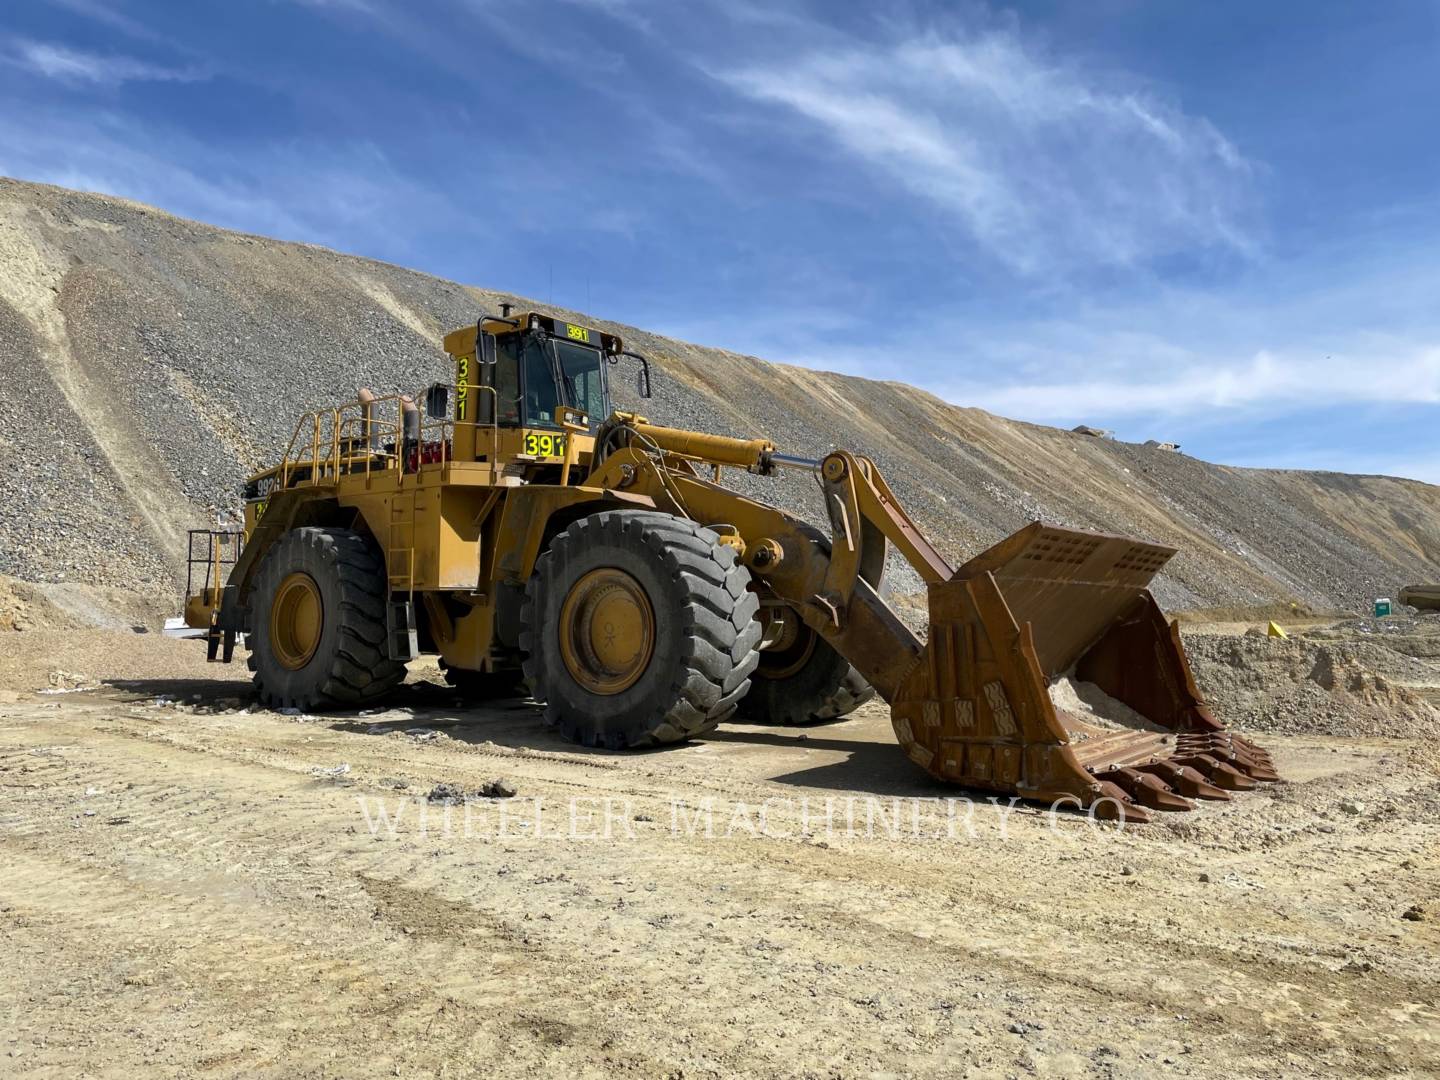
1090 780 1152 823
1178 735 1279 782
1136 760 1231 801
1229 737 1280 781
1107 767 1196 812
1235 757 1280 783
1176 754 1256 791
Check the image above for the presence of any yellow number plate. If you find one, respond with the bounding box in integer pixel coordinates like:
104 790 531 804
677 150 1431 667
454 354 471 421
524 432 566 457
565 323 590 342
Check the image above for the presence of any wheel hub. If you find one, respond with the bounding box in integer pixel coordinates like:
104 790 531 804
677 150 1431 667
270 571 323 670
757 609 816 680
559 568 656 694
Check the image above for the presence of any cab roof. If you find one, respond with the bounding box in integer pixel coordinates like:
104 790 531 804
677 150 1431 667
443 311 623 357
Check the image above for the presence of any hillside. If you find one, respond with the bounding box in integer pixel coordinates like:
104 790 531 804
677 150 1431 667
2 176 1438 614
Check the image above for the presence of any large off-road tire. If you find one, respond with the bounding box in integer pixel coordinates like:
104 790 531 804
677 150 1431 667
735 620 875 725
440 659 528 700
246 527 405 710
520 510 762 748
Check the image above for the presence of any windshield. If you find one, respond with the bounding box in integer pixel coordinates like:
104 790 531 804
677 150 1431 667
553 340 605 426
490 331 608 429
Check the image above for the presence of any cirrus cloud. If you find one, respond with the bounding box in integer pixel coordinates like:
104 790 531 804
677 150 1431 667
715 25 1257 275
4 38 205 86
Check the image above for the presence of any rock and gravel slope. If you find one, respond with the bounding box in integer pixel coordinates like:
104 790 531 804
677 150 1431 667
3 176 1439 610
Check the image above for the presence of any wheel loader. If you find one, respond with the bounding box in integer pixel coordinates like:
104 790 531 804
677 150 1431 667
181 306 1277 822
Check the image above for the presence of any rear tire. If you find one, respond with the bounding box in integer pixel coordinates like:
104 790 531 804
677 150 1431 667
246 527 405 710
735 622 875 725
520 510 761 748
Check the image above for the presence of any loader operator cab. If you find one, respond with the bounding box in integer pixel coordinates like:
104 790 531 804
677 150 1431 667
492 325 606 430
443 307 652 465
469 308 636 433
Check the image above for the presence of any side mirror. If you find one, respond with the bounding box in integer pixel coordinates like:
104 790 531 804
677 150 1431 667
424 383 449 419
619 350 653 399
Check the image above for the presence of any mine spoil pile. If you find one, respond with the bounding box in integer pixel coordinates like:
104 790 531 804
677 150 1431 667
1184 615 1440 738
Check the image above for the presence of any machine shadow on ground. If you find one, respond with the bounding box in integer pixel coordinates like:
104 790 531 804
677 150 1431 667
97 675 962 799
702 726 954 797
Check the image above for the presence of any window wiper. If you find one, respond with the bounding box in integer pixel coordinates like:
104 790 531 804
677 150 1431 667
546 336 582 409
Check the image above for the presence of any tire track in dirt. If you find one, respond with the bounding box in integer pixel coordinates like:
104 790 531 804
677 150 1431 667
5 699 1437 1076
4 708 915 1074
0 843 665 1077
0 721 696 1074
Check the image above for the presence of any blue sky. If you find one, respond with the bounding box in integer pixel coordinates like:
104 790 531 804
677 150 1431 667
3 0 1439 481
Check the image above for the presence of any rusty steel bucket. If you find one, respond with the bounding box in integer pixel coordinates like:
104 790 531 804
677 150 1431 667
889 523 1279 822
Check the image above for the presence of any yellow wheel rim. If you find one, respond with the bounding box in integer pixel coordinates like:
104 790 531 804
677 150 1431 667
270 572 323 671
558 568 656 695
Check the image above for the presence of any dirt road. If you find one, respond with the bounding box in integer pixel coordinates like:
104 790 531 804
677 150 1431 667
1 640 1437 1078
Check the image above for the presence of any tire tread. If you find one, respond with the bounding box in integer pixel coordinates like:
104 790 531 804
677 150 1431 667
521 511 761 748
247 526 404 710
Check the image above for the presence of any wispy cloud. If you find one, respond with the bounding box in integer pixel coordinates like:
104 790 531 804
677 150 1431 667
279 0 381 13
950 345 1440 420
0 108 452 259
5 39 204 86
713 25 1256 275
557 0 655 35
45 0 167 43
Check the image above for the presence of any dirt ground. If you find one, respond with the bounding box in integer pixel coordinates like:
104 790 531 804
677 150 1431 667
1 629 1438 1079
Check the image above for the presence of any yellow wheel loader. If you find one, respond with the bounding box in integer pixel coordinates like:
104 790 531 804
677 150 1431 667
182 306 1277 822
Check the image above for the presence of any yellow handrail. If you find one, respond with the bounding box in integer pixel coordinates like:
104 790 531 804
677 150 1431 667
266 383 503 492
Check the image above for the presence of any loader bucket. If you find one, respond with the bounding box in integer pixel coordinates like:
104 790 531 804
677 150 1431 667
889 523 1278 822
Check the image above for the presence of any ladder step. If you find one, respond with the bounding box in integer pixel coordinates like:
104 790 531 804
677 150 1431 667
387 600 418 662
387 547 415 589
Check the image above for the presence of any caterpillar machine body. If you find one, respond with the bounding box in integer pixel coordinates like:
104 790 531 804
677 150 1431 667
182 306 1276 822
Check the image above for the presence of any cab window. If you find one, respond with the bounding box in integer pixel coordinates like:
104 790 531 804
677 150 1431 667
485 333 527 426
486 329 606 430
521 335 559 427
554 340 605 426
494 347 520 425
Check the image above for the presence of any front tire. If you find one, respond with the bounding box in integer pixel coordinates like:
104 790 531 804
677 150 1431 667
246 527 405 710
520 511 761 748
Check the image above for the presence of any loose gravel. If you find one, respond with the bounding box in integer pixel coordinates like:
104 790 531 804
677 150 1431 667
1183 631 1440 738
